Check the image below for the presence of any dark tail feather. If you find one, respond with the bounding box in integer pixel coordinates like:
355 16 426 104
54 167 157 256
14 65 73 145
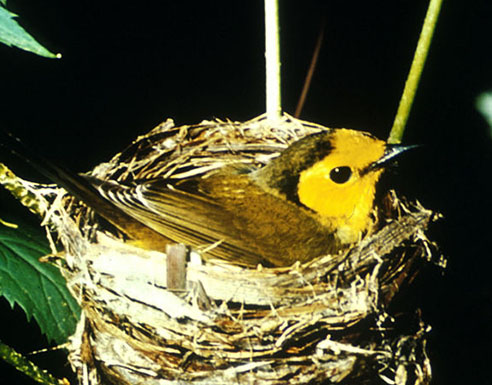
0 129 109 209
0 129 164 243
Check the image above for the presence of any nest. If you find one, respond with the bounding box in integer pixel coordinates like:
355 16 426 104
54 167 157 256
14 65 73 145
1 115 441 384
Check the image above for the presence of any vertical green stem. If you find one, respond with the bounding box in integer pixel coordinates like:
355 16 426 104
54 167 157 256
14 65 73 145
388 0 444 144
264 0 282 120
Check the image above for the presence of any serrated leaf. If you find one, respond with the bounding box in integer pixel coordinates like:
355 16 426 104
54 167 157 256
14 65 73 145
0 218 80 344
0 5 60 58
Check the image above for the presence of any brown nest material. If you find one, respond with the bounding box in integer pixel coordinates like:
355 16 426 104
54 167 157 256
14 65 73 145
1 115 442 384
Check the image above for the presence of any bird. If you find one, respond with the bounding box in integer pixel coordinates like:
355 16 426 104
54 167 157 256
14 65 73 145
1 128 414 267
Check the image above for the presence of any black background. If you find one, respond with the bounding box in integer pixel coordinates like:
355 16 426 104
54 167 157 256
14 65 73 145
1 1 491 384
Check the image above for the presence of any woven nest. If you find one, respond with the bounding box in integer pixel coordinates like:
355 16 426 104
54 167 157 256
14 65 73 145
1 115 441 385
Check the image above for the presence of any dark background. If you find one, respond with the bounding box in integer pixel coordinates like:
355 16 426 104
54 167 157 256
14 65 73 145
1 1 491 384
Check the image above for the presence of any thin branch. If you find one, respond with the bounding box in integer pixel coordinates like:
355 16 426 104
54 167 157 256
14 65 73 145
295 18 325 118
388 0 444 144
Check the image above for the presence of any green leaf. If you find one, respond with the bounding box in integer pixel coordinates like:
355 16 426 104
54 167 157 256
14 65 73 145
0 4 60 59
0 218 80 344
476 92 492 134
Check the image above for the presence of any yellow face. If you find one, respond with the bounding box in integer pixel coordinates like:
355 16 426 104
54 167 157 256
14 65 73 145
297 129 386 243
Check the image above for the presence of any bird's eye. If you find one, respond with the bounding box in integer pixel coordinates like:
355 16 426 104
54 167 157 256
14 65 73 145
330 166 352 184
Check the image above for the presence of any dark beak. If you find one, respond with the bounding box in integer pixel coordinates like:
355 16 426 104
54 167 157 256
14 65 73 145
365 144 419 174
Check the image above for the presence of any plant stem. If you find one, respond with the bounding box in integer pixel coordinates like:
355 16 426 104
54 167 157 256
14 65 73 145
388 0 444 144
264 0 282 120
0 339 67 385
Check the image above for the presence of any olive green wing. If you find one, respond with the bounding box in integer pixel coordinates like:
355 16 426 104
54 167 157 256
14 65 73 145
96 179 270 266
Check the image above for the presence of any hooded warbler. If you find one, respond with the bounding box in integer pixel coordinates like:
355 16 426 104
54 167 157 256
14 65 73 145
2 128 412 267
